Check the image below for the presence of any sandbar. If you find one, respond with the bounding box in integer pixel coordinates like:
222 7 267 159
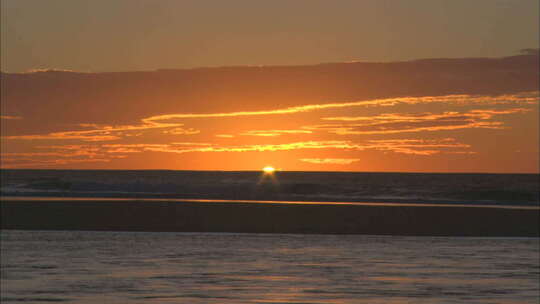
1 198 538 237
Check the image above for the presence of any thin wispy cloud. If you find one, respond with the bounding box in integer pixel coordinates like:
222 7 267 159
0 145 125 168
365 138 472 155
162 127 200 135
40 138 473 159
0 135 481 168
300 158 360 165
0 115 22 120
4 121 193 141
0 157 114 168
23 68 78 73
307 108 530 135
3 93 535 142
240 130 313 137
322 108 529 122
141 92 538 124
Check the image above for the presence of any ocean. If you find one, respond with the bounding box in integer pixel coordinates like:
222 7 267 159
1 169 538 206
1 170 539 303
1 231 539 304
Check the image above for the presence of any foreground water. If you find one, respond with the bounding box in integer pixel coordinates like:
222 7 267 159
1 231 539 304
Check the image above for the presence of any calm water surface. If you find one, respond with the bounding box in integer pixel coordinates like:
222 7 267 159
1 230 539 304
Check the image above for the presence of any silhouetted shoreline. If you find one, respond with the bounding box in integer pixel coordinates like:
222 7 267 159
1 198 538 237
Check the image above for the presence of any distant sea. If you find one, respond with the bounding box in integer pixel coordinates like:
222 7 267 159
1 169 538 206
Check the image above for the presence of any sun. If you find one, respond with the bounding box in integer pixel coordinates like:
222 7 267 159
262 166 276 174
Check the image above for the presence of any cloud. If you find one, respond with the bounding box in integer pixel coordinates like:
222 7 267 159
163 127 200 135
467 108 531 117
0 157 113 168
2 53 537 171
322 108 529 122
2 152 69 157
103 147 141 153
0 145 123 168
140 141 354 154
39 141 354 156
364 138 471 155
2 136 475 168
82 138 473 156
307 108 530 135
300 158 360 165
0 115 22 120
3 120 195 142
520 48 540 55
2 92 536 142
140 92 538 126
240 129 312 137
23 68 79 73
3 132 121 142
3 52 537 142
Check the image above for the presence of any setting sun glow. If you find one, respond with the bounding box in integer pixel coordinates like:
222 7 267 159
262 166 276 174
0 1 538 173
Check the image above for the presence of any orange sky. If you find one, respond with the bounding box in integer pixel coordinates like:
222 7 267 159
1 1 539 172
1 54 539 172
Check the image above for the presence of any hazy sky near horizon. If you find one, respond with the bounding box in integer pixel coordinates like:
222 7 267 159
1 0 539 72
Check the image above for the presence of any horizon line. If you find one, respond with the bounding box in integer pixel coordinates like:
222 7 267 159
0 168 538 175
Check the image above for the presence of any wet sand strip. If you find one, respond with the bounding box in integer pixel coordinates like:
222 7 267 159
1 199 538 236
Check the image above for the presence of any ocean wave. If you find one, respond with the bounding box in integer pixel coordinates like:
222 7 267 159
1 170 538 206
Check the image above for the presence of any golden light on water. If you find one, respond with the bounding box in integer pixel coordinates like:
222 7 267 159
262 166 276 174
